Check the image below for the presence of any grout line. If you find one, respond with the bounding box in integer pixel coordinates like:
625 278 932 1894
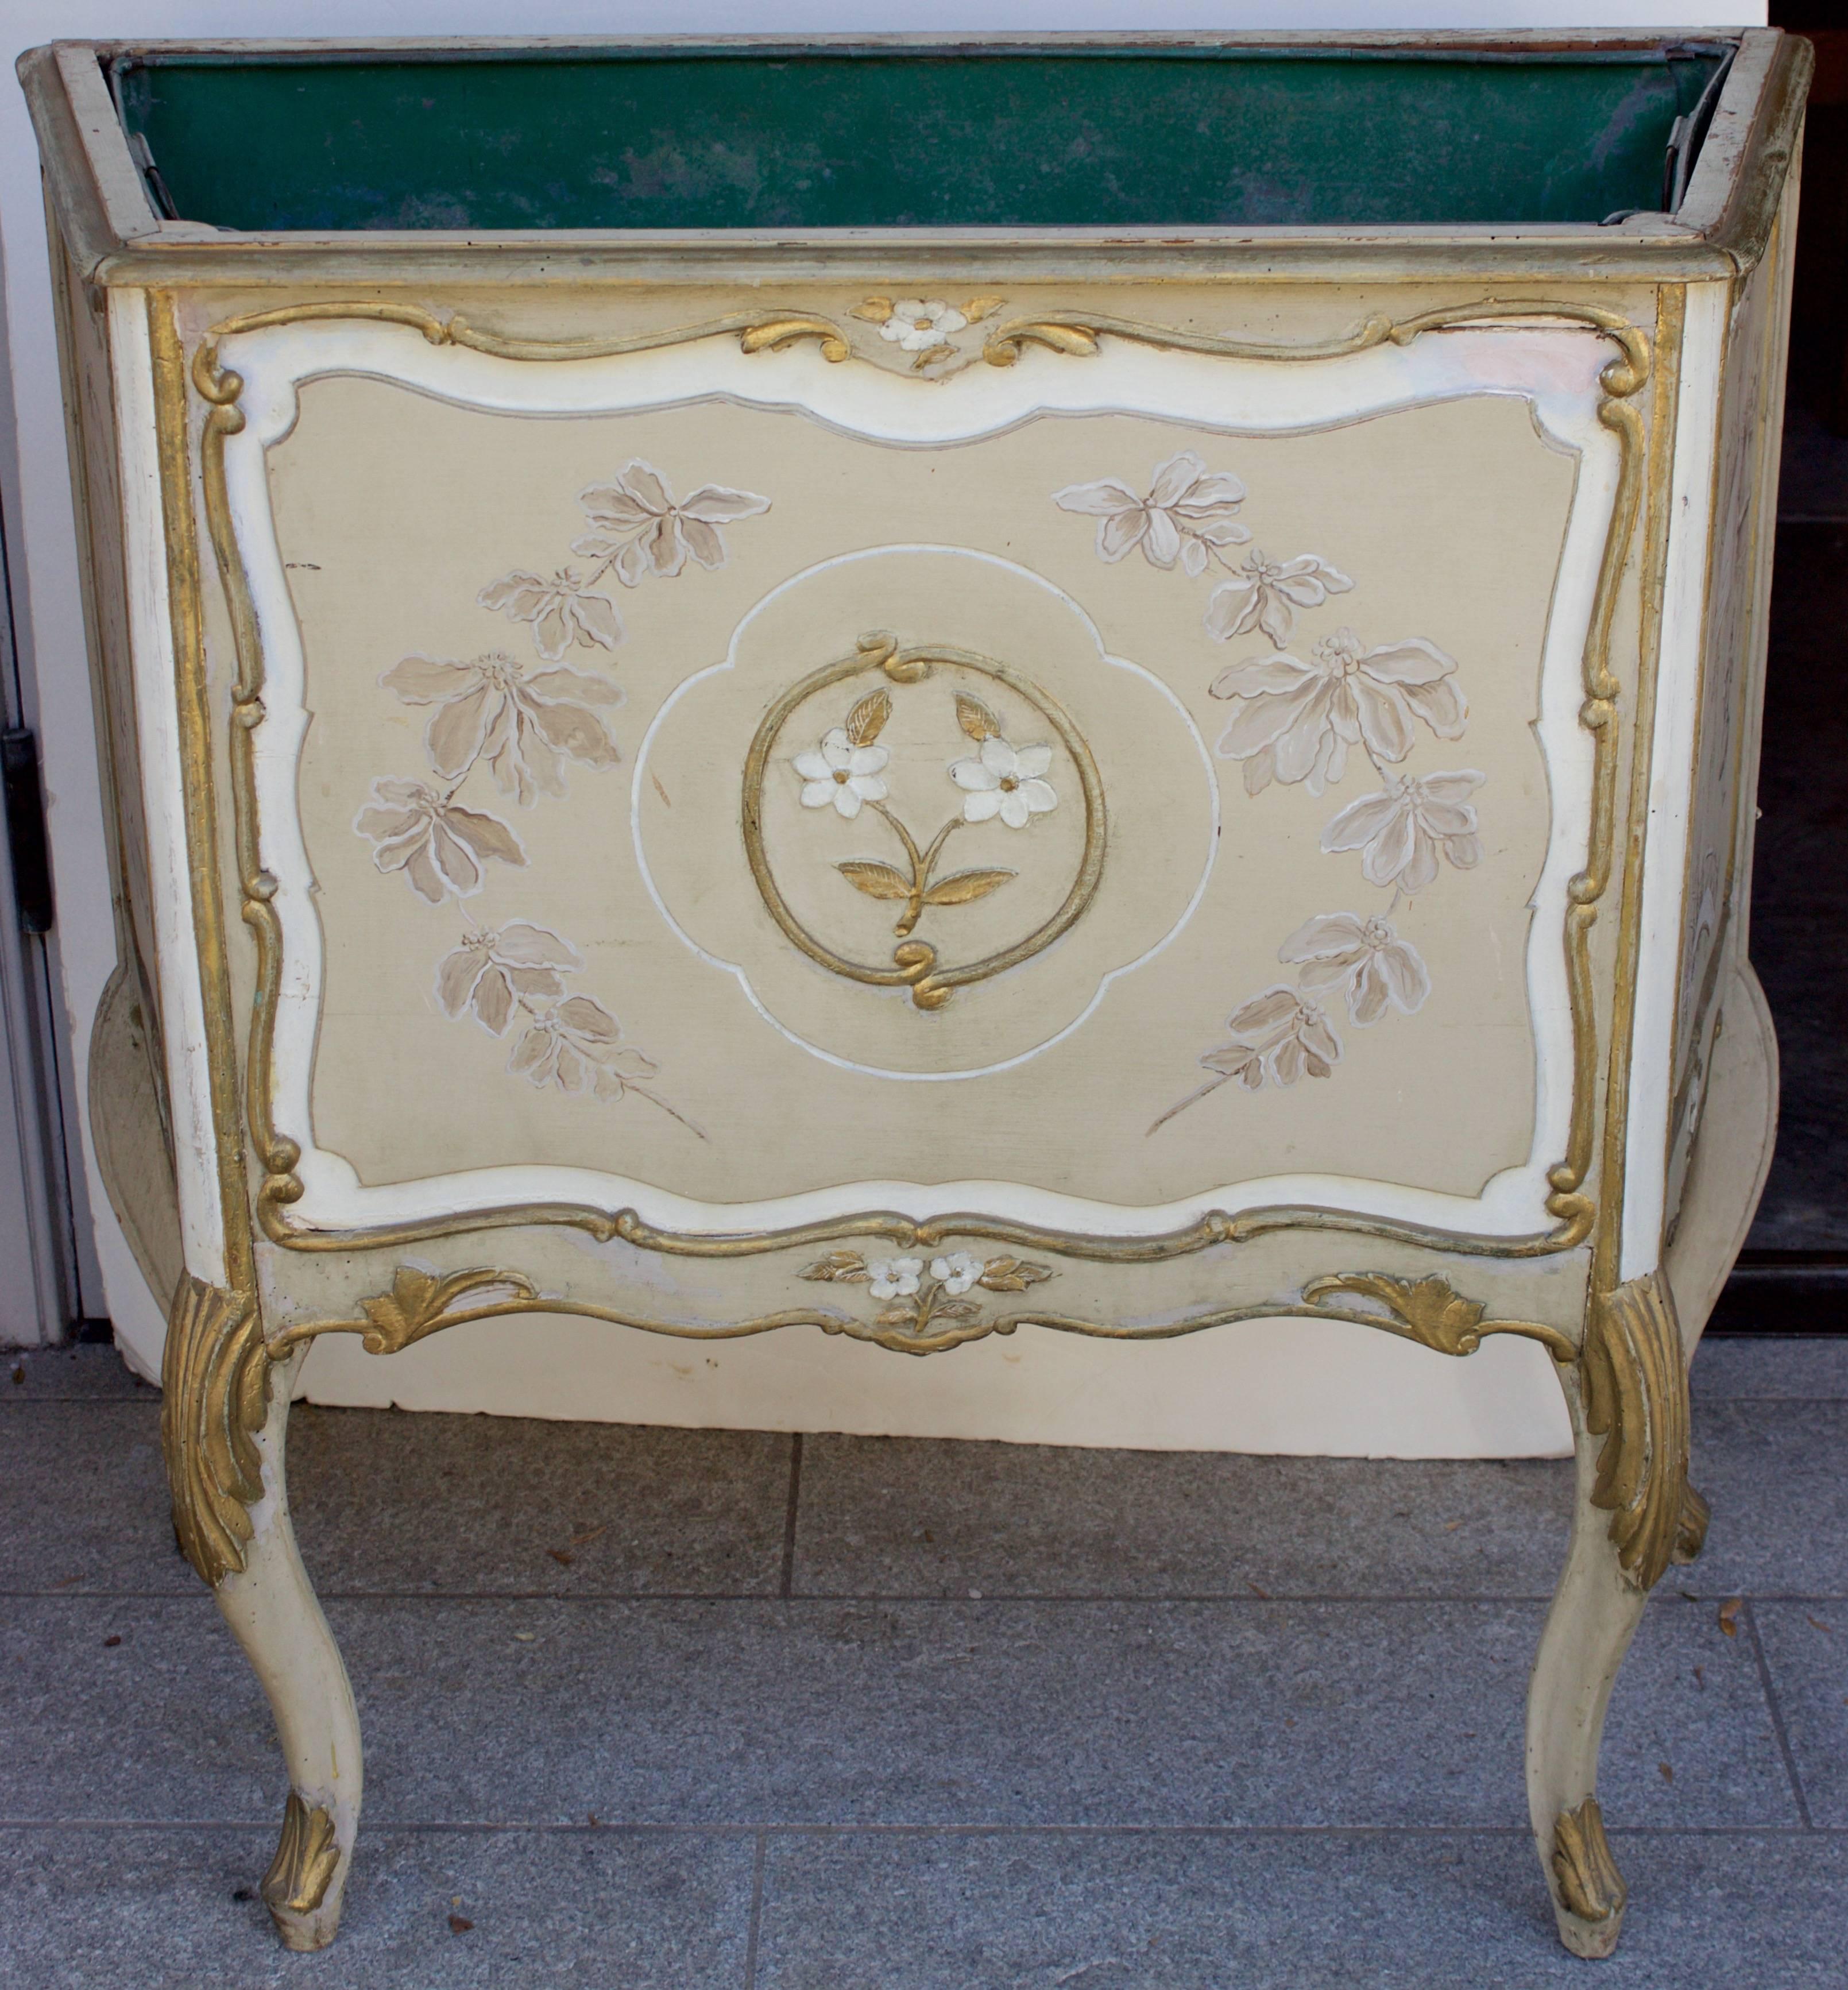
0 1397 158 1409
1745 1598 1815 1830
13 1586 1848 1606
0 1819 1841 1839
742 1829 767 1989
779 1433 803 1601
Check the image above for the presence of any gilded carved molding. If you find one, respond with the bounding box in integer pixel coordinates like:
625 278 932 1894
189 295 1646 1265
160 1273 273 1588
268 1263 1572 1365
1552 1795 1627 1926
260 1792 341 1919
1581 1270 1693 1593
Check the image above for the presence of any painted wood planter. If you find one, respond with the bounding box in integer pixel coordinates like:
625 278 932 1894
25 28 1807 1958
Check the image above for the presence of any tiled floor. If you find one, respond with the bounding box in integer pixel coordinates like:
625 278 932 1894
2 1337 1845 1989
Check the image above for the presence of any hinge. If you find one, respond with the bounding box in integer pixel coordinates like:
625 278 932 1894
2 728 54 934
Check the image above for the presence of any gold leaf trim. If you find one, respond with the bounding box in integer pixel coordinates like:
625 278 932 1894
160 1273 272 1588
271 1262 1567 1364
188 297 1643 1265
1581 1270 1691 1591
1301 1272 1575 1362
1552 1795 1627 1925
261 1792 341 1918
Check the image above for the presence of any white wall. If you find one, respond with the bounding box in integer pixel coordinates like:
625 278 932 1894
0 2 1764 1448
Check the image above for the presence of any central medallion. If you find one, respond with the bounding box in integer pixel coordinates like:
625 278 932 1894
635 545 1215 1079
742 632 1107 1010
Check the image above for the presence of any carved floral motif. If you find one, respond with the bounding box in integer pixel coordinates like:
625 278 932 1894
800 1246 1054 1340
847 293 1007 372
788 679 1057 949
1055 450 1251 575
356 458 766 1133
1051 452 1479 1131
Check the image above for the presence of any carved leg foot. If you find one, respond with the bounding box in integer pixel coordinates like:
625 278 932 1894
1525 1272 1691 1959
164 1278 363 1949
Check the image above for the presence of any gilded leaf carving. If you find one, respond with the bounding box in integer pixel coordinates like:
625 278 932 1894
1301 1272 1489 1355
836 860 913 902
844 689 892 746
1581 1272 1691 1591
353 1266 539 1355
161 1274 273 1589
921 868 1015 907
954 693 1002 741
1551 1796 1626 1925
261 1792 341 1918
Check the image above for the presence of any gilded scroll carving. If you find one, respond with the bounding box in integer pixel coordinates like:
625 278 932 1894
160 1273 272 1588
267 1265 539 1358
260 1792 341 1918
269 1260 1568 1365
741 633 1107 1011
1551 1796 1627 1925
1298 1272 1575 1362
1580 1271 1692 1593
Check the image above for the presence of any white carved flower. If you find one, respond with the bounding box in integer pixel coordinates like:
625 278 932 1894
949 738 1057 828
1205 987 1344 1089
795 727 891 820
1054 451 1250 577
1204 550 1355 648
1279 913 1432 1027
382 652 623 806
476 568 623 660
509 995 660 1100
1210 628 1467 797
573 461 771 586
879 298 968 351
354 778 525 903
867 1256 925 1300
930 1251 985 1296
1320 771 1486 894
435 922 582 1036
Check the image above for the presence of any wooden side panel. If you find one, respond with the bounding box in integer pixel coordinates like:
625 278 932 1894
48 211 180 1294
1664 161 1799 1239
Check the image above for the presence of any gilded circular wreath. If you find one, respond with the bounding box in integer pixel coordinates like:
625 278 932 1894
741 632 1108 1010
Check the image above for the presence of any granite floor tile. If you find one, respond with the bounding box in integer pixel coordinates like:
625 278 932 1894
1691 1336 1848 1401
285 1405 793 1597
7 1593 1785 1833
341 1594 1788 1830
0 1826 755 1990
3 1344 152 1401
751 1826 1848 1990
1680 1400 1848 1596
2 1599 282 1822
1753 1601 1848 1826
0 1402 190 1595
795 1433 1571 1598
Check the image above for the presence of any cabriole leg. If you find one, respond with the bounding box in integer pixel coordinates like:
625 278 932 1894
163 1274 363 1950
1525 1270 1704 1958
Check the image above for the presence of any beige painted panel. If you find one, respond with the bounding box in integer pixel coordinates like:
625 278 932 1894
273 380 1568 1209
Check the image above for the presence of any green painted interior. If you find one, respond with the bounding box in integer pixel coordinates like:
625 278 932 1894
112 44 1726 234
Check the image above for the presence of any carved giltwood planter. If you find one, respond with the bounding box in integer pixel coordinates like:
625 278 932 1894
27 29 1803 1957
